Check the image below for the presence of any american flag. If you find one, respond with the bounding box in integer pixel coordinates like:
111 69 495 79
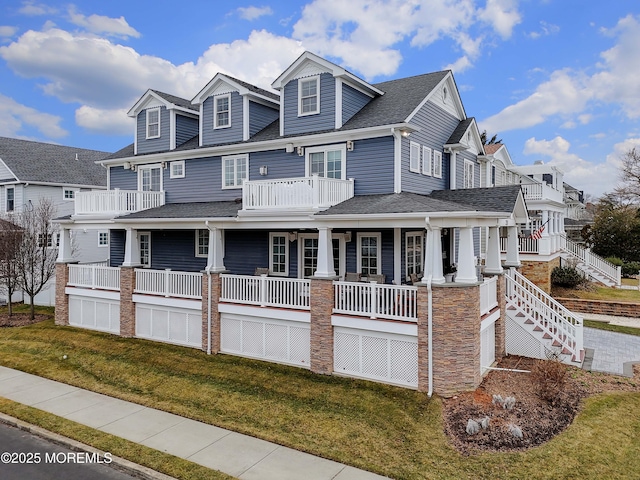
530 223 546 240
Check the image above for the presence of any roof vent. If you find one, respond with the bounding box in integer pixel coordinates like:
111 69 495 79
75 153 79 161
534 160 544 165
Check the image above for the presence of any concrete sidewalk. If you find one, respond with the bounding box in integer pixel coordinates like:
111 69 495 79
0 366 388 480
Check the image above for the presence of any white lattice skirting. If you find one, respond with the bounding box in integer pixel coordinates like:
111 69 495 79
333 326 418 388
505 316 546 360
136 303 202 349
220 313 311 368
69 295 120 335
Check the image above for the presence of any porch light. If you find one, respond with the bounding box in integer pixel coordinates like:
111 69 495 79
259 166 268 176
288 232 298 241
400 128 411 137
346 140 354 151
124 162 131 170
285 143 294 153
297 146 304 156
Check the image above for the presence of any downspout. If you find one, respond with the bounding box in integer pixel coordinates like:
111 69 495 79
205 221 213 355
425 217 434 398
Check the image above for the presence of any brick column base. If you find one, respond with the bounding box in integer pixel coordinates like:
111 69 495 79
494 273 507 362
519 257 560 293
54 262 70 326
419 283 482 397
309 278 335 375
201 272 222 353
119 267 136 337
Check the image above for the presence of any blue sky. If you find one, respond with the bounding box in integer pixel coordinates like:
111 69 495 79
1 0 639 198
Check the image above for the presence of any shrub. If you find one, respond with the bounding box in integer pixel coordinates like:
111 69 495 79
606 256 624 267
530 359 568 404
622 261 640 278
551 266 585 288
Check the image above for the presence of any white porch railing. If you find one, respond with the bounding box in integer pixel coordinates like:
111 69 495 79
500 236 539 254
242 175 354 210
75 189 165 215
480 276 499 316
135 269 202 299
68 264 120 291
333 281 418 322
220 274 311 310
520 182 563 203
560 234 621 286
505 268 583 361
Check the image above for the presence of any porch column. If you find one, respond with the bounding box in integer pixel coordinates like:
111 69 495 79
422 227 444 284
54 262 71 326
119 267 136 337
504 226 521 267
201 272 222 354
206 227 226 272
309 278 334 374
122 228 141 267
538 210 551 255
456 227 477 284
57 227 73 263
314 227 336 278
484 226 503 274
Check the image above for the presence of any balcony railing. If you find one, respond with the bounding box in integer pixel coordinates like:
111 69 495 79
135 269 202 299
242 175 354 210
75 189 165 216
333 281 418 322
68 264 120 291
500 236 539 254
220 274 311 310
520 183 563 204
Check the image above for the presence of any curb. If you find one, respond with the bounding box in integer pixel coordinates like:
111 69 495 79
0 412 177 480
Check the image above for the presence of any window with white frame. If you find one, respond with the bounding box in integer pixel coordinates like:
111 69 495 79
170 160 185 179
195 229 209 257
406 232 423 277
214 94 230 128
269 233 289 276
410 142 421 173
62 188 77 200
433 151 443 178
139 165 162 192
298 76 319 115
422 146 432 176
98 231 109 247
357 233 381 277
38 232 59 249
299 235 340 278
5 186 15 212
222 154 248 188
139 232 151 268
464 160 475 189
307 145 345 179
146 108 160 139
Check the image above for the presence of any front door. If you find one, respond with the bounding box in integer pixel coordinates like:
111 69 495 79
299 234 345 279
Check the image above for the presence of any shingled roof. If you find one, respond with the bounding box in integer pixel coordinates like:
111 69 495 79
0 137 109 186
150 90 199 112
117 200 242 220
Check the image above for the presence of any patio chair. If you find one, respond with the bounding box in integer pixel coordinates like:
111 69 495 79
254 267 269 276
368 274 385 284
409 273 421 284
344 272 361 282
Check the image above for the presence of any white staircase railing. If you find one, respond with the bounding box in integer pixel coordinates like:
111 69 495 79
505 268 583 362
560 234 621 286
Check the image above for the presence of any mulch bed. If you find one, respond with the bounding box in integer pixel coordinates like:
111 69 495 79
0 313 51 327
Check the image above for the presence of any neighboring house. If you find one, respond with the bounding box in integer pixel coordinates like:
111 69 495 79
55 52 585 396
0 137 110 305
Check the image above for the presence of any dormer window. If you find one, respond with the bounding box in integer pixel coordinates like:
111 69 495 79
299 76 319 116
146 108 160 139
214 94 231 129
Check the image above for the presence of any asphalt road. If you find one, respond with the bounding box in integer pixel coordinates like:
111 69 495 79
0 422 138 480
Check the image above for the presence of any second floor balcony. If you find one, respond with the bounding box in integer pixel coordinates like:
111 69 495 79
74 189 165 216
241 175 354 211
520 182 563 204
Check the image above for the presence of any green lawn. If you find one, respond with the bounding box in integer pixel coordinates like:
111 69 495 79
584 320 640 336
0 317 638 480
554 285 640 302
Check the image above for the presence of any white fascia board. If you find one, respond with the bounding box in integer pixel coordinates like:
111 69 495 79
192 73 279 108
127 90 167 117
97 123 415 167
0 158 19 182
405 72 466 123
16 180 107 189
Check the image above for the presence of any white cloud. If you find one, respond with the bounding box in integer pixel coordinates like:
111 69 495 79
0 26 18 38
18 1 58 16
67 7 141 39
523 136 619 197
526 20 559 39
237 6 274 21
478 0 522 39
0 94 67 138
75 105 132 135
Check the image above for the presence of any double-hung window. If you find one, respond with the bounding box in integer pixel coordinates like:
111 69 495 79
195 229 209 257
422 146 432 176
433 151 443 178
298 76 319 116
269 233 289 276
214 94 230 128
5 186 15 212
410 142 421 173
464 160 475 189
146 108 160 139
406 232 423 277
307 145 345 179
357 233 381 277
222 154 248 188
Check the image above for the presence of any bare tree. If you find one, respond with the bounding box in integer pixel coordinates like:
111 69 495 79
614 147 640 203
14 199 59 319
0 218 22 316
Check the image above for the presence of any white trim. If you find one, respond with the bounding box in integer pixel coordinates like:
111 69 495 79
433 150 443 179
133 295 202 311
195 229 209 258
65 287 120 301
137 164 163 192
145 107 161 139
98 230 109 247
169 160 185 179
62 187 79 200
221 154 249 189
170 110 176 150
214 93 231 129
269 232 289 276
139 231 151 268
219 303 311 323
405 231 424 278
298 75 320 116
405 73 466 123
393 129 402 193
393 228 401 285
297 232 345 280
242 95 250 141
422 146 432 176
304 144 346 179
409 141 421 173
332 316 417 336
199 104 204 147
5 185 15 212
464 159 475 189
335 77 343 129
356 232 382 276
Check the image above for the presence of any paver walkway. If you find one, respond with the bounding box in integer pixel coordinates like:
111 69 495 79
583 327 640 376
0 366 388 480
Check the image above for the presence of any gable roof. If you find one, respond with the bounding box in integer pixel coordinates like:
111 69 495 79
192 73 279 106
0 137 108 186
127 89 198 117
